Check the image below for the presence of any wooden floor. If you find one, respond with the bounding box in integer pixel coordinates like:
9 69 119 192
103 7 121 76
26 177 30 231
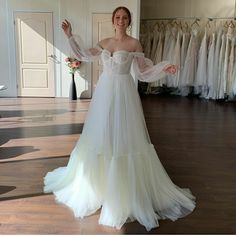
0 95 236 234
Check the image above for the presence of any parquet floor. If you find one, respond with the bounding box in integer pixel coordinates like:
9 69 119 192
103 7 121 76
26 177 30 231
0 96 236 234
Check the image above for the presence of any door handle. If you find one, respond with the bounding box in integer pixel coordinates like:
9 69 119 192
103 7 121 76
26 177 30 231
48 54 60 64
48 54 56 59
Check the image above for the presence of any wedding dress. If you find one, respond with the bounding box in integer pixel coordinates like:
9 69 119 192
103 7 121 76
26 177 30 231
181 27 199 96
44 36 196 231
195 28 208 97
218 33 226 99
207 32 216 99
178 29 190 93
226 27 235 98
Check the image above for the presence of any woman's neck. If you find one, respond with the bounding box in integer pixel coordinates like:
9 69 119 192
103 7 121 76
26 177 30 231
114 30 128 41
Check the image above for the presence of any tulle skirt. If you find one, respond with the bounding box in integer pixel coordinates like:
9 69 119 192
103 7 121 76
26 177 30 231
44 71 196 231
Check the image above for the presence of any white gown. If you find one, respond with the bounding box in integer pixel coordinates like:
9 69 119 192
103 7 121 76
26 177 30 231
195 28 208 97
44 36 196 231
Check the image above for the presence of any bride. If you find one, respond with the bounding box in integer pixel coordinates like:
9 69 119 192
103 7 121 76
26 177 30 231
44 6 195 231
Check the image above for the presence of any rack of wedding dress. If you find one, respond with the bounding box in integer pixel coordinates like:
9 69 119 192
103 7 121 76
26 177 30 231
140 17 236 100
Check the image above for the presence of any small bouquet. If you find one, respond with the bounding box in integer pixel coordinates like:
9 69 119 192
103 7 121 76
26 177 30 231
65 57 82 74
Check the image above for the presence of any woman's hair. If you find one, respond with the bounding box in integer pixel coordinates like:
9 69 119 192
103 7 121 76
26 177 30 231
112 6 132 26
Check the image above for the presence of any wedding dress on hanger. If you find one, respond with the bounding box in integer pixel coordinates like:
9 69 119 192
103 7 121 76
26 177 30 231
195 28 208 97
44 35 196 231
181 25 200 96
218 31 226 99
225 26 235 98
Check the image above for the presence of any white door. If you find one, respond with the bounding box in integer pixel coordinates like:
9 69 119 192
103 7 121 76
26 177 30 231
92 13 113 94
14 12 55 97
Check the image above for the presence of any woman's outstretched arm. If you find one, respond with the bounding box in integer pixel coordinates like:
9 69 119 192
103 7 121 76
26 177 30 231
62 19 102 62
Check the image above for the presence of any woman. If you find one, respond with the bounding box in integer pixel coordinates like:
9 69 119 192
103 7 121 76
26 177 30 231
44 6 195 231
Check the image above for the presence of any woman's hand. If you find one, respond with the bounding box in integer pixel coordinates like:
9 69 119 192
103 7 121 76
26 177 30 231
62 19 72 38
163 64 178 74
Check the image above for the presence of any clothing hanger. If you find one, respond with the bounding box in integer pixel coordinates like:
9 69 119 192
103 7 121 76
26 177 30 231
191 18 200 27
167 19 174 27
178 20 183 30
160 21 166 29
229 20 235 28
206 19 211 28
224 21 229 28
152 21 160 31
173 20 182 29
184 21 189 31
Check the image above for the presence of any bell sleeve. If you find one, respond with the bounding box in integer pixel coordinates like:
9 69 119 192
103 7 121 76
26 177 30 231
133 52 176 82
68 35 102 62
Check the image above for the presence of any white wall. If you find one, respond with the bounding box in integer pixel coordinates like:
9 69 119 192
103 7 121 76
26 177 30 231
0 0 13 97
141 0 235 19
0 0 140 98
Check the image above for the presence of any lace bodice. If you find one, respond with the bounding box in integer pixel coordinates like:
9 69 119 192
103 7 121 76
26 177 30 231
101 49 142 75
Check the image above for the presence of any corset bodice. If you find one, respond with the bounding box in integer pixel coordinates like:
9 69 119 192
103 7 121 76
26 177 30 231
101 49 135 75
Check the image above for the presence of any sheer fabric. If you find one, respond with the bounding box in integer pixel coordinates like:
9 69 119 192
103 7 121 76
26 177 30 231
207 32 216 99
195 28 208 97
218 33 226 99
68 36 103 62
226 27 236 97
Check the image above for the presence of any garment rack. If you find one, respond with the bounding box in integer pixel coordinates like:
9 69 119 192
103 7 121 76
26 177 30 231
141 16 236 22
208 16 236 21
141 17 200 21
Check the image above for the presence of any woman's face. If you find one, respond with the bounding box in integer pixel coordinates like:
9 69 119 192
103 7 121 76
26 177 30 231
113 9 130 31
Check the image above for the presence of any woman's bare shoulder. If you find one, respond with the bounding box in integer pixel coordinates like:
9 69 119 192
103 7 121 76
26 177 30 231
98 37 113 48
128 36 143 52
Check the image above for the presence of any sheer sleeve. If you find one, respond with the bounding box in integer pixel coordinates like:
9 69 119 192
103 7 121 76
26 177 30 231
68 35 102 62
133 52 176 82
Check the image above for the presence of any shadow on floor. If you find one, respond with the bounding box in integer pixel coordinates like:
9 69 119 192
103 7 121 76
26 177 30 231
0 146 39 160
0 185 16 195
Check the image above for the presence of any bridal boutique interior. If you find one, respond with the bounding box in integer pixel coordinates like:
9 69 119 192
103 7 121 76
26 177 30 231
139 0 236 100
0 0 236 234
